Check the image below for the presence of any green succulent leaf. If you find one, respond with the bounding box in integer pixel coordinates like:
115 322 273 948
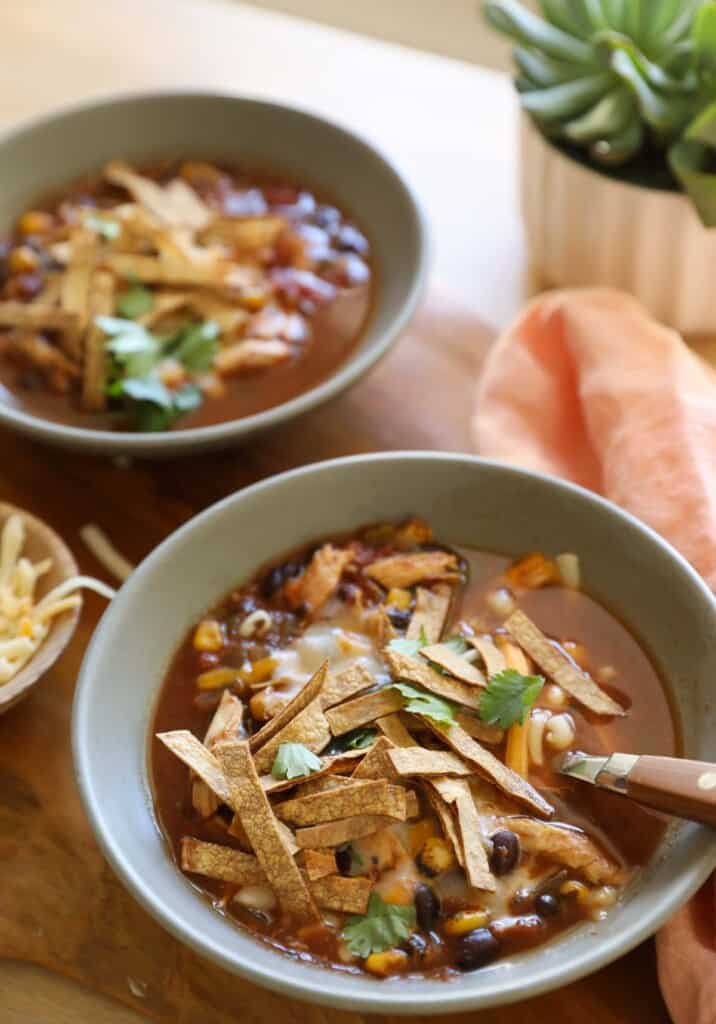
539 0 593 39
521 72 614 121
669 136 716 226
610 48 693 136
563 85 635 142
590 114 645 163
485 0 594 63
693 2 716 74
513 46 583 87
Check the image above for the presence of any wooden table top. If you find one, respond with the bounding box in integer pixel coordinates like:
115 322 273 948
0 3 670 1022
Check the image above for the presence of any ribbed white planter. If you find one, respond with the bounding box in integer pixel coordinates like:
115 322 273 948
521 114 716 336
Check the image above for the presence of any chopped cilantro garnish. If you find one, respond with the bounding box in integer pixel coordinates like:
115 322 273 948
116 282 154 319
392 682 456 727
271 742 322 781
85 214 120 240
342 893 416 958
387 625 429 657
478 668 545 729
98 315 219 431
343 727 377 750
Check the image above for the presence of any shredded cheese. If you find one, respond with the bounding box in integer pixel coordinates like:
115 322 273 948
80 523 135 582
0 515 116 685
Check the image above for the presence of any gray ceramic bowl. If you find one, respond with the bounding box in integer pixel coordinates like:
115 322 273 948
73 453 716 1013
0 92 427 456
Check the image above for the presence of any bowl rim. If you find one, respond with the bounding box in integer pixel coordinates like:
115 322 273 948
0 88 429 454
73 451 716 1012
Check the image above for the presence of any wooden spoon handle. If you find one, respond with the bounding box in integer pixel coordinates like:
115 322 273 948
627 756 716 827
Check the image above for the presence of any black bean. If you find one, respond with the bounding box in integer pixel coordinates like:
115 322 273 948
335 845 352 876
387 607 411 630
414 883 440 930
490 914 546 944
455 928 501 972
535 892 560 918
489 829 520 876
260 566 285 599
403 932 428 960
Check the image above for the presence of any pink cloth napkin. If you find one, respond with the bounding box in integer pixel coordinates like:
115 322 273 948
472 287 716 1023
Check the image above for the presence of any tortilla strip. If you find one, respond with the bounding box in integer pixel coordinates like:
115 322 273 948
294 814 400 849
253 697 331 775
455 710 504 745
364 551 459 589
180 838 267 885
214 339 291 375
320 663 375 710
217 741 319 921
407 587 450 643
424 785 464 868
505 610 625 716
137 290 191 327
385 650 479 709
303 849 338 881
284 544 353 613
501 817 623 884
420 644 486 687
0 301 79 333
375 713 416 747
164 178 212 230
259 750 366 795
192 692 244 817
81 270 115 411
294 775 357 798
202 215 286 250
427 720 554 818
157 730 231 805
325 688 404 736
250 661 328 752
468 635 507 677
405 790 420 818
431 778 494 891
308 875 371 914
104 161 210 228
352 736 397 781
275 780 407 826
103 252 232 288
60 230 96 358
387 747 473 778
28 273 62 309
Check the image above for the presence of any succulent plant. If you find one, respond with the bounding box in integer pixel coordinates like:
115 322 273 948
485 0 716 224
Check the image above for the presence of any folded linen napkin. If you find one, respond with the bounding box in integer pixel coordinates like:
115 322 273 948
472 287 716 1024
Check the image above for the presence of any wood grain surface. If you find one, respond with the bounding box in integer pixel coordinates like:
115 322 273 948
0 291 670 1023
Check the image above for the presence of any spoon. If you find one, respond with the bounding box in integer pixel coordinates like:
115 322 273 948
559 750 716 828
0 502 81 715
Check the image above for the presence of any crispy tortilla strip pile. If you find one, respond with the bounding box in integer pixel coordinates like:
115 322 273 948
0 159 302 412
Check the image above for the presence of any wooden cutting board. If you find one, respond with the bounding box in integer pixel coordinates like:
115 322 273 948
0 291 670 1024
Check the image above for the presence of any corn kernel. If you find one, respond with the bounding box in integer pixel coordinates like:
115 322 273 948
560 880 589 905
19 617 34 639
240 288 268 311
8 245 40 274
17 210 54 236
409 819 437 856
418 836 455 876
386 587 411 610
364 949 409 977
193 619 224 652
196 667 239 691
381 882 414 906
443 909 491 936
239 656 277 685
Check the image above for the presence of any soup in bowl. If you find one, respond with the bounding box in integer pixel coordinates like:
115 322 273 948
73 454 716 1013
0 93 426 455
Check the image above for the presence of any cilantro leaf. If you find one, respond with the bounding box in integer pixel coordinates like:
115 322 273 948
392 682 456 727
342 893 416 958
271 742 322 781
116 283 155 319
345 728 377 750
478 668 545 729
172 320 220 372
387 625 429 657
85 214 120 240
